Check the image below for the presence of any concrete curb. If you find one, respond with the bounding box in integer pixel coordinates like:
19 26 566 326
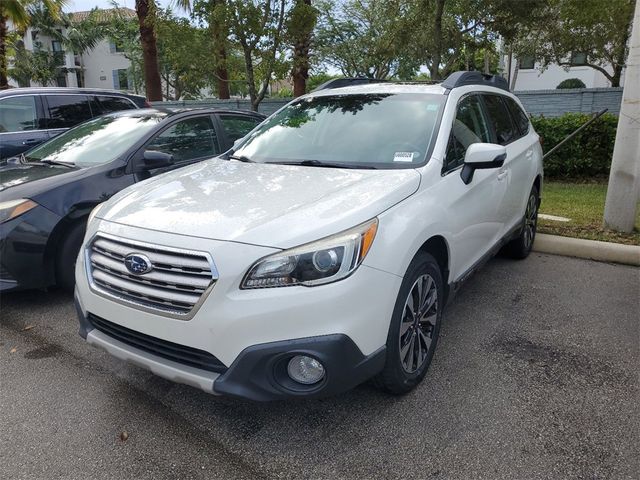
533 233 640 266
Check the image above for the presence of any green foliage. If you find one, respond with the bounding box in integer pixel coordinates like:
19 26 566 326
531 0 635 86
9 41 64 86
531 113 618 179
556 78 586 89
307 72 337 91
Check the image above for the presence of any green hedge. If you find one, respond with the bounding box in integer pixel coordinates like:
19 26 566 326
530 113 617 179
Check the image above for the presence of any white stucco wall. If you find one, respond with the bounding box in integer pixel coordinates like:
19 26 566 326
81 40 131 90
6 24 131 91
504 59 625 90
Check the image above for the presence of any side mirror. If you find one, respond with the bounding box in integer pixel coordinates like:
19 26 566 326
460 143 506 185
142 150 174 169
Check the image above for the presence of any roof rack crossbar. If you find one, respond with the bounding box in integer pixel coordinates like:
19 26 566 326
441 71 509 92
312 77 387 92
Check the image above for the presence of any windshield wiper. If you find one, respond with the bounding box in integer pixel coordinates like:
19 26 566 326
271 159 375 169
38 159 76 168
229 154 255 163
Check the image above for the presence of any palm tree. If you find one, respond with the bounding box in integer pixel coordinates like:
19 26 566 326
135 0 190 101
64 11 105 87
0 0 67 89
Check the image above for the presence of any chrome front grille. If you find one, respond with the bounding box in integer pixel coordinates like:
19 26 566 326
87 235 217 317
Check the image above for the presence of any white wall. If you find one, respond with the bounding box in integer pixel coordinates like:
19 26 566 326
81 40 131 90
6 24 131 91
505 59 624 91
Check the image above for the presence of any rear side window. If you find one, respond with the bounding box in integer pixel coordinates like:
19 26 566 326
503 97 530 136
96 96 136 114
219 115 261 143
46 95 93 129
444 95 491 171
482 95 517 145
0 95 38 132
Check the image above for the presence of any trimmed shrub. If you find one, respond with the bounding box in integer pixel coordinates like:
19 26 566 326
556 78 587 89
531 112 617 179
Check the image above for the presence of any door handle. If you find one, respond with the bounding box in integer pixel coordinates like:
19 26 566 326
22 139 40 146
497 170 508 181
525 149 534 158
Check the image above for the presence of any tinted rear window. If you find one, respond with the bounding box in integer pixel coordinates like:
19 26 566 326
46 95 92 129
482 95 517 145
96 95 136 114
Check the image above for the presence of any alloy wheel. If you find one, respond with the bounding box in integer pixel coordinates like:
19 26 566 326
399 274 438 373
523 193 538 249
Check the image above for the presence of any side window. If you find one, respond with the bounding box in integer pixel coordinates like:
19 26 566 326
0 96 38 132
482 95 517 145
444 95 491 172
146 116 219 162
219 115 261 143
503 97 530 137
46 95 93 129
95 96 136 114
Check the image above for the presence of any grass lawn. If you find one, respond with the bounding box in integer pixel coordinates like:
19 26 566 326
538 182 640 245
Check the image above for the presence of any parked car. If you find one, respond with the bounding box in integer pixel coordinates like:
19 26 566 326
0 87 148 159
74 71 543 401
0 108 265 292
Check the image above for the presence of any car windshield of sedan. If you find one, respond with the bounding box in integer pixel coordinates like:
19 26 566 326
25 113 168 168
232 93 445 169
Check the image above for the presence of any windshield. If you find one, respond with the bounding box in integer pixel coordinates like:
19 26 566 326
233 93 444 169
25 112 167 167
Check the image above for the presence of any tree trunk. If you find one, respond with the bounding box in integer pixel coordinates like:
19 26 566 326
211 0 230 99
429 0 445 80
291 0 313 97
0 15 8 89
135 0 162 101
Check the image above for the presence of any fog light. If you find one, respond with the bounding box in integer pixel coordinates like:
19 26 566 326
287 355 325 385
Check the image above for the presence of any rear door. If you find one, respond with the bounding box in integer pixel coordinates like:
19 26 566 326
44 94 94 139
481 94 533 232
0 94 48 158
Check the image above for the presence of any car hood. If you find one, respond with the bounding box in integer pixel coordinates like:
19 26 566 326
98 159 421 248
0 162 81 196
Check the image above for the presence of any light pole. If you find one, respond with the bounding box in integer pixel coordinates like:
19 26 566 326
604 0 640 232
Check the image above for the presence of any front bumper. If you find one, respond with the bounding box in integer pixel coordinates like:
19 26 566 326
75 222 401 400
0 205 61 291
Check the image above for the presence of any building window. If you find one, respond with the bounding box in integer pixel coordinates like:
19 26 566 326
519 55 535 70
112 69 130 90
56 74 67 87
570 52 587 66
109 40 126 54
51 40 63 52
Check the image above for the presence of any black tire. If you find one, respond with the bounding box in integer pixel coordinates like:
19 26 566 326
374 252 443 395
55 221 87 291
505 185 539 259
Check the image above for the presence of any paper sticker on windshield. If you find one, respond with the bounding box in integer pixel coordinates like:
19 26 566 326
393 152 414 162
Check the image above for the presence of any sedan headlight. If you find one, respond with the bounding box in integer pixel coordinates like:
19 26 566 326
0 199 38 224
242 218 378 289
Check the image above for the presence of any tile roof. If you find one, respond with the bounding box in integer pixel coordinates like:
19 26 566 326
69 8 137 23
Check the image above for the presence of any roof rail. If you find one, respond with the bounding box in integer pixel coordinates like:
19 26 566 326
312 77 387 92
441 71 509 92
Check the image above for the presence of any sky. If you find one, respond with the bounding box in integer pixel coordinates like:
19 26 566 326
66 1 174 12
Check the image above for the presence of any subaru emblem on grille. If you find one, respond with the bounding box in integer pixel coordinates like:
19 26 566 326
124 253 153 275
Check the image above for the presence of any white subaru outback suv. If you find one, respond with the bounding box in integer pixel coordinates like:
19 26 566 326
75 71 543 401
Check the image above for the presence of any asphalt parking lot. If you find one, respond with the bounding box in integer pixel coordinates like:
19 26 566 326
1 253 638 480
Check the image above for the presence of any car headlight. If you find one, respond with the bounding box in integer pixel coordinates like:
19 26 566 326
241 218 378 289
0 199 38 224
